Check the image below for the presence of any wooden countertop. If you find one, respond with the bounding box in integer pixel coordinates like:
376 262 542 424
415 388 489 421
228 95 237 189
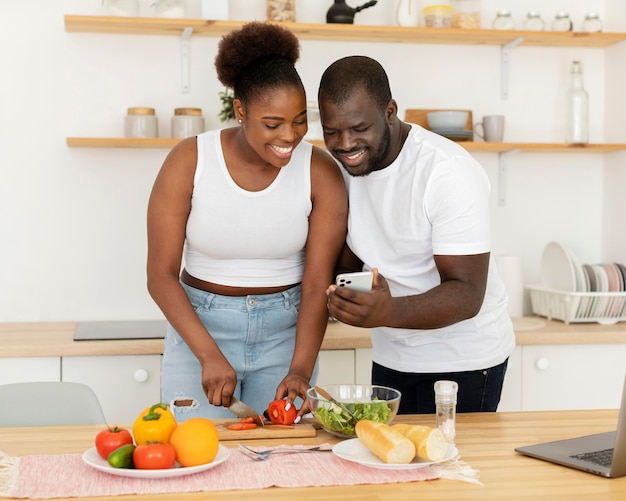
1 409 624 500
1 317 626 358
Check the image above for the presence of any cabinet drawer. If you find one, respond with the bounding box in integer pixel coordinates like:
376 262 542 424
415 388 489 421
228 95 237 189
0 357 60 384
62 355 161 425
521 345 626 411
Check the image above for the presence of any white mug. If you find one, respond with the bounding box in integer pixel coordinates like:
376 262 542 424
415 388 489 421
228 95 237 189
474 115 505 142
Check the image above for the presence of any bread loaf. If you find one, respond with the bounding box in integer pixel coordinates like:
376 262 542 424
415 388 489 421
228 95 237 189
392 423 447 461
355 420 415 464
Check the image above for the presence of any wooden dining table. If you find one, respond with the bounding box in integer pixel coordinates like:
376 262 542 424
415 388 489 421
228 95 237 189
1 410 625 500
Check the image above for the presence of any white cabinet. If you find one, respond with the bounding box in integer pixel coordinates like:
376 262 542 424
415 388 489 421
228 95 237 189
317 348 373 386
355 348 372 385
497 347 522 412
498 344 626 412
317 350 355 386
520 345 626 411
0 357 60 384
62 355 161 425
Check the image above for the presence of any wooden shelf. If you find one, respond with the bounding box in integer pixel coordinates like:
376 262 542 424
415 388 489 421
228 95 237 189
66 137 626 154
64 15 626 47
66 137 180 149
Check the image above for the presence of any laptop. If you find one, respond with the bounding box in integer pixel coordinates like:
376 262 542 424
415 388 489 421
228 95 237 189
515 373 626 478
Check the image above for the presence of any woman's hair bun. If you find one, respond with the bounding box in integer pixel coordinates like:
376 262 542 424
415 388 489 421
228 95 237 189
215 22 300 89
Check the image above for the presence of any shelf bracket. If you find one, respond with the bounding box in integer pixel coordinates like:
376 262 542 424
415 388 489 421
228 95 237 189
501 37 524 100
498 149 520 206
180 27 193 94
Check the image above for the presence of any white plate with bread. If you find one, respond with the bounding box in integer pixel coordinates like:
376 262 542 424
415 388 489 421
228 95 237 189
333 438 458 470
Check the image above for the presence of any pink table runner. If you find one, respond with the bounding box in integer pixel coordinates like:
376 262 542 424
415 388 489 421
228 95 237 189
0 446 480 499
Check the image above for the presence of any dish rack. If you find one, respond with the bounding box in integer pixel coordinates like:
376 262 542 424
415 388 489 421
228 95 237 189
527 285 626 325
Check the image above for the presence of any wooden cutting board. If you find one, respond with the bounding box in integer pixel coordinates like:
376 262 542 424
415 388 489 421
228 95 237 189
213 418 317 441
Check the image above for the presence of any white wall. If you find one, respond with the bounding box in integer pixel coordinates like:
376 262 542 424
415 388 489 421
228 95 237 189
0 0 624 322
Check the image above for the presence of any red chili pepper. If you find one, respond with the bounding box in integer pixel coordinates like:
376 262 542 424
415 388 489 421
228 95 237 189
267 399 297 425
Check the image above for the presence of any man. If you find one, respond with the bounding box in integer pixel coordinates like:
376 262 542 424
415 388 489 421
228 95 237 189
319 56 515 414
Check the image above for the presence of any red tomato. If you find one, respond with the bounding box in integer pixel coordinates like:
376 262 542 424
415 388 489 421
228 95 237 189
95 427 134 460
267 399 297 425
133 443 177 470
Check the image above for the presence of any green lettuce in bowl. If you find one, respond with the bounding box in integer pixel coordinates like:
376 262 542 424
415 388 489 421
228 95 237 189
306 385 400 438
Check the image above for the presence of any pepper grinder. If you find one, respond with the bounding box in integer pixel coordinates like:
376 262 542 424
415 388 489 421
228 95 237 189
434 380 458 444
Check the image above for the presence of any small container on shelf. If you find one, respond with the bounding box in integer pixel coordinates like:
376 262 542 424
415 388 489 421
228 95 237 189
582 13 603 33
267 0 296 22
154 0 187 18
103 0 139 17
124 107 158 138
551 12 573 32
423 5 453 28
492 10 514 30
171 108 205 139
522 11 545 31
451 0 481 29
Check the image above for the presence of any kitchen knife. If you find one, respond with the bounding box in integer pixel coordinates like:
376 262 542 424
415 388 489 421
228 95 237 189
228 396 264 426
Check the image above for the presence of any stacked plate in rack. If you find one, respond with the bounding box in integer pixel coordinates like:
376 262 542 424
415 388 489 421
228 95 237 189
537 241 626 322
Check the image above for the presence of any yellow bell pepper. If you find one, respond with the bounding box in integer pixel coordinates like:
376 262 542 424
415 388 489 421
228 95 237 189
132 402 177 445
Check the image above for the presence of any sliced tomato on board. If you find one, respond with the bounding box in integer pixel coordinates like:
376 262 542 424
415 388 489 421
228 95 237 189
226 421 258 431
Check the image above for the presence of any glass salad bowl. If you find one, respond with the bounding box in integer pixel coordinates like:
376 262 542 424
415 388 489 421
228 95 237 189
306 384 401 439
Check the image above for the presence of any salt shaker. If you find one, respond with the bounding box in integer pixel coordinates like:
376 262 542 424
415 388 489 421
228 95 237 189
434 380 458 444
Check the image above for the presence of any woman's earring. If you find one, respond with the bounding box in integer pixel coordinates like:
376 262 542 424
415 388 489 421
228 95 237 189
238 119 242 123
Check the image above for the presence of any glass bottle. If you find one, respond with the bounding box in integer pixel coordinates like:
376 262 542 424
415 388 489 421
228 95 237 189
434 380 458 444
552 12 572 32
523 11 544 31
565 61 589 145
582 13 603 33
492 10 514 30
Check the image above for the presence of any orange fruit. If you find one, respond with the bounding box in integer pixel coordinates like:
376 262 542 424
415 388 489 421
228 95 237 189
169 417 219 467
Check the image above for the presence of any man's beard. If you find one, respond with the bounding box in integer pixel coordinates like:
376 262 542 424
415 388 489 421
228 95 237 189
343 126 391 177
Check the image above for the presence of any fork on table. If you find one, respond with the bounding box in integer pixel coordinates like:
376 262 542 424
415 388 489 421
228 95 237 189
237 443 332 461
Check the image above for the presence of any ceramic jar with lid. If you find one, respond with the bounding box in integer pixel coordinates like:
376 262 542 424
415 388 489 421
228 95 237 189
124 107 158 138
171 108 205 138
552 12 572 32
492 10 514 30
582 13 603 33
523 11 544 31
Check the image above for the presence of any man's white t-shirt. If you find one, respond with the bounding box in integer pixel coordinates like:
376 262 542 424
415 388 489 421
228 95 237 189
345 124 515 373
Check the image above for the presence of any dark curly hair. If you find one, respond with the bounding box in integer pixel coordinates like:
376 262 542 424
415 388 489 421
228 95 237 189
215 22 303 110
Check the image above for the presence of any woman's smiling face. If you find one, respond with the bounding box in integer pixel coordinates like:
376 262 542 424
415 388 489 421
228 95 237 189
239 85 308 168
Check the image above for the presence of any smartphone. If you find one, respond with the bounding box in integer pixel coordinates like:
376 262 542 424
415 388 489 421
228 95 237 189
335 271 373 293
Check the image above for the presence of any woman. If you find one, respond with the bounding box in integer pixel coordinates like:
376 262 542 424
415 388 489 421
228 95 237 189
147 22 347 422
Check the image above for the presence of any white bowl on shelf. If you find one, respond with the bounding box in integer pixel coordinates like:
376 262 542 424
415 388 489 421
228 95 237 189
427 111 468 131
